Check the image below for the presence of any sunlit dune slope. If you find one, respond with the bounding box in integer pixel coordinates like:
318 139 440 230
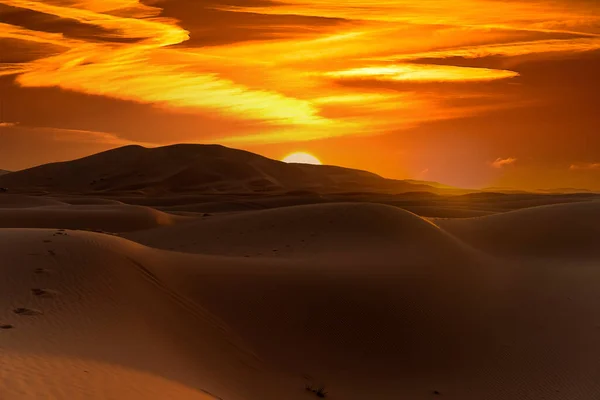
437 200 600 258
0 194 68 208
0 144 456 195
0 229 261 400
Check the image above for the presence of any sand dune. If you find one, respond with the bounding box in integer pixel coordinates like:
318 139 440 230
0 229 263 400
437 200 600 258
53 196 127 206
0 203 187 232
2 205 600 399
126 202 471 259
0 194 68 208
397 205 495 218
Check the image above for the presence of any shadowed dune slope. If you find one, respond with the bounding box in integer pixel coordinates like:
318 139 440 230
126 202 469 259
0 194 68 208
398 205 495 218
53 196 127 205
437 201 600 258
3 228 600 399
0 204 187 232
0 144 451 194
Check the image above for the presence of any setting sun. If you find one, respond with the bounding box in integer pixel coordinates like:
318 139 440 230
282 152 322 165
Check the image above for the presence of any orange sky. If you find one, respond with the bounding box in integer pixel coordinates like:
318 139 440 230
1 0 600 189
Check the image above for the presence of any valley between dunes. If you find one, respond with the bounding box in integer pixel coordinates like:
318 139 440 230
2 195 600 400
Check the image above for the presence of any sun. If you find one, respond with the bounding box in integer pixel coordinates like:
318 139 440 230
281 152 322 165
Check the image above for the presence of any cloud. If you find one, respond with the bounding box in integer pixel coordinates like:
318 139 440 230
325 64 519 83
0 122 155 146
4 0 329 127
372 38 600 64
2 0 600 145
217 0 599 30
416 168 429 179
569 162 600 171
491 157 517 168
42 127 158 147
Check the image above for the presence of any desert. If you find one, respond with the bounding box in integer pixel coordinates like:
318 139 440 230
3 0 600 397
2 145 600 399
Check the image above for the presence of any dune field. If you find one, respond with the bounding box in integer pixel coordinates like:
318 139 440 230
2 192 600 400
2 146 600 399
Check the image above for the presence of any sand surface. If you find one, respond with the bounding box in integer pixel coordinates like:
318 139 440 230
2 193 600 399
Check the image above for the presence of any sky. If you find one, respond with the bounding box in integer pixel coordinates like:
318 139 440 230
1 0 600 189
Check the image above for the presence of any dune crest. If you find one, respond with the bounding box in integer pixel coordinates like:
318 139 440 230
437 200 600 258
127 202 470 259
0 203 187 232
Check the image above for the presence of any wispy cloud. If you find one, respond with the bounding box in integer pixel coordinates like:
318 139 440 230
43 127 158 147
0 123 156 146
217 0 599 30
325 64 519 83
416 168 430 179
1 0 600 144
570 162 600 171
370 38 600 64
491 157 517 168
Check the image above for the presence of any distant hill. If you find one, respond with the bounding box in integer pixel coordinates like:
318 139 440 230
404 179 458 190
0 144 466 195
535 188 597 194
483 186 598 195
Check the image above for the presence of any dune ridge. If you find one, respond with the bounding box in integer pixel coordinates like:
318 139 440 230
0 201 187 232
126 202 475 260
437 200 600 258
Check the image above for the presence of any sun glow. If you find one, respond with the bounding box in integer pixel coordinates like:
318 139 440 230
282 152 322 165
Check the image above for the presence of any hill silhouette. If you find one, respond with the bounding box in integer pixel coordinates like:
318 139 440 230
0 144 461 195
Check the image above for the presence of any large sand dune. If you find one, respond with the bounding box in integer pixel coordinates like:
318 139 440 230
0 230 261 400
0 197 187 232
437 200 600 258
2 198 600 399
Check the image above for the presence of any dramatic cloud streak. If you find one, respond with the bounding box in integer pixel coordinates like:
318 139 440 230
1 0 600 189
2 0 599 144
325 64 519 82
